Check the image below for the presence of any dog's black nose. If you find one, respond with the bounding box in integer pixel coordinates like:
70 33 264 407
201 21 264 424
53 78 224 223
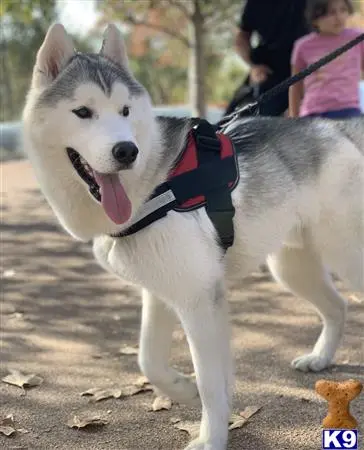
112 141 139 165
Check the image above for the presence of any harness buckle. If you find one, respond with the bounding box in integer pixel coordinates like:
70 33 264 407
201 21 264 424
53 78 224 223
193 119 221 152
195 135 220 151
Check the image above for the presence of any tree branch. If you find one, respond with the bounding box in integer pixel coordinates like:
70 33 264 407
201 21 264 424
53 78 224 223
125 14 191 48
204 3 241 29
167 0 192 19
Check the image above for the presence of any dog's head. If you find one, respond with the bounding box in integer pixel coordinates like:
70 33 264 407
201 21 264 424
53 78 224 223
23 24 156 240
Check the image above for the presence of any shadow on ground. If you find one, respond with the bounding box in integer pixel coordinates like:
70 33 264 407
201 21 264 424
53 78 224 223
1 169 363 450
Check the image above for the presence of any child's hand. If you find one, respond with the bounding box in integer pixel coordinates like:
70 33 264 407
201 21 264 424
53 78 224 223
250 65 273 84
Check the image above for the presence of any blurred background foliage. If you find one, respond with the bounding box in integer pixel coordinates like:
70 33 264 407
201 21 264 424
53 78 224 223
1 0 363 121
0 0 250 120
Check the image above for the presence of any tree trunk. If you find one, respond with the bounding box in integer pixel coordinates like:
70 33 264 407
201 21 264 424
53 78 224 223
0 39 14 121
189 0 206 118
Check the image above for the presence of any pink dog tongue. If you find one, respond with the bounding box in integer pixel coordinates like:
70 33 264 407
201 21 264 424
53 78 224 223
93 172 132 225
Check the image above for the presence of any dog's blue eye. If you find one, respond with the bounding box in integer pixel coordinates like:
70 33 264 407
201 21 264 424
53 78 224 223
121 106 130 117
72 107 93 119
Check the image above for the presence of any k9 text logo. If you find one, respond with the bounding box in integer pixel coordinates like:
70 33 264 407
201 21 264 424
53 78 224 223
322 430 358 449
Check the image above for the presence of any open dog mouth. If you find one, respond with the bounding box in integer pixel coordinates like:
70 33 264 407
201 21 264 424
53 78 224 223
66 147 132 225
67 147 101 201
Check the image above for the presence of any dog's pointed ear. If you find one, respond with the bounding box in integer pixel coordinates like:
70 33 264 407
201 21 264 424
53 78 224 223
100 24 129 69
33 23 75 88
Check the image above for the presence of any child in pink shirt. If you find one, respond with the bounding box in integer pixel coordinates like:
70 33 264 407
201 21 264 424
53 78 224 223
289 0 364 119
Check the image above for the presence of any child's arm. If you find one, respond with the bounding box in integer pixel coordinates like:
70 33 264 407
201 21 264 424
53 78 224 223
289 38 306 117
289 66 304 117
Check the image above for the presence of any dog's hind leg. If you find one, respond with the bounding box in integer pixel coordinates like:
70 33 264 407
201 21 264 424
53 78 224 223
138 289 200 406
267 239 347 372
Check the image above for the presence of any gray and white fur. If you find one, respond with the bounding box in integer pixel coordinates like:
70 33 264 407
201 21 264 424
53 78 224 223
23 24 363 450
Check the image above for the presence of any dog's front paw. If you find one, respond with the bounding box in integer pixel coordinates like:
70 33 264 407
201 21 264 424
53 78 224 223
173 374 200 406
291 353 331 372
150 372 200 407
184 437 225 450
167 373 200 407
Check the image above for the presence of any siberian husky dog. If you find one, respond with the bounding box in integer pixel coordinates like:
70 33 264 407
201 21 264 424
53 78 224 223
23 24 363 450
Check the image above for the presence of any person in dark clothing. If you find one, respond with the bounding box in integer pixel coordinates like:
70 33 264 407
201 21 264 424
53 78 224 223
225 0 309 116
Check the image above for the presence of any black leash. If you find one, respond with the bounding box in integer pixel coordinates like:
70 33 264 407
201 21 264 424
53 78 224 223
218 32 364 129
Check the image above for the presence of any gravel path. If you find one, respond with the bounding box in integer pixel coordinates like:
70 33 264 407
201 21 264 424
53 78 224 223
1 161 363 450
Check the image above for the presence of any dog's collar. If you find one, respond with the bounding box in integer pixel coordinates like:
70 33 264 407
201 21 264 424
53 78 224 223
109 119 239 252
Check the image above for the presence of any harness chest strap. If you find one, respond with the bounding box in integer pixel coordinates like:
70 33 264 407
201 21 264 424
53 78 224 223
111 119 239 252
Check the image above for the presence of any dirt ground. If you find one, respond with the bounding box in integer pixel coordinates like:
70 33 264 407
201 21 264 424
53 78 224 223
1 160 363 450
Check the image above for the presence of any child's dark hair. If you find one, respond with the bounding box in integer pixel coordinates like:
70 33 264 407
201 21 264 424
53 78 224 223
306 0 354 29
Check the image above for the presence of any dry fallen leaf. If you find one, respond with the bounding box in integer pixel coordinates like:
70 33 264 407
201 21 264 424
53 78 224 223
228 406 262 431
81 387 123 402
0 415 29 437
2 370 43 389
3 269 15 278
174 421 200 439
133 376 150 388
239 405 262 420
229 419 248 430
121 383 153 396
229 413 242 424
349 294 363 303
0 414 16 436
67 412 109 429
10 312 24 320
0 414 14 426
170 417 181 424
81 383 153 402
1 304 16 314
0 425 16 437
119 346 138 355
175 407 263 436
150 395 172 411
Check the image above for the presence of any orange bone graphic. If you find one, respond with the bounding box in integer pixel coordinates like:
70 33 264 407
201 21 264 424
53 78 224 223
315 379 362 429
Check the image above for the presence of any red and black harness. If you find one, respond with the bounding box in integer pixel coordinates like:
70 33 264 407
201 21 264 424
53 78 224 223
111 119 239 252
110 31 364 252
